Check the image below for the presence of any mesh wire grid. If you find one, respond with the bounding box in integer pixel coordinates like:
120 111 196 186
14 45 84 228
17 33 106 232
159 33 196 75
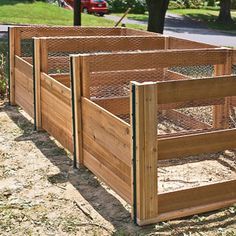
19 26 152 59
46 36 165 74
84 53 236 137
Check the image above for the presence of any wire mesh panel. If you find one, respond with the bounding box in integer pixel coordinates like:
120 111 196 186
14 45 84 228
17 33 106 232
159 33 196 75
18 26 151 59
45 36 165 74
169 64 214 78
21 39 33 58
81 49 233 134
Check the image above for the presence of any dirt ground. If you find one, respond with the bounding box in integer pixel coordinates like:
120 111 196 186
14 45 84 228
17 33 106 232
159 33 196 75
0 100 236 236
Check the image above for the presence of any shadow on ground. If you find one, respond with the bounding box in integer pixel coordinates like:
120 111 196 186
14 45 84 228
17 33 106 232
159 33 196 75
4 103 236 235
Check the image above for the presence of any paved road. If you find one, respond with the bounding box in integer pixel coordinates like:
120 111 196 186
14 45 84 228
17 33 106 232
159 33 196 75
105 13 236 47
1 13 235 46
0 25 10 32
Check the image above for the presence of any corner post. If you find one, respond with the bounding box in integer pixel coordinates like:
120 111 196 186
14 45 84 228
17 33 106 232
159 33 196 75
213 49 232 129
70 56 84 168
131 81 158 226
9 27 15 105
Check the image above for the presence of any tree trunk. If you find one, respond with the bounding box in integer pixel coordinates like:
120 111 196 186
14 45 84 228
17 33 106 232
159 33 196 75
217 0 233 23
146 0 170 34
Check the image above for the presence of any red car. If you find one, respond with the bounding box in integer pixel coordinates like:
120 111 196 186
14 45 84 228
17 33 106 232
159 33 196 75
64 0 108 16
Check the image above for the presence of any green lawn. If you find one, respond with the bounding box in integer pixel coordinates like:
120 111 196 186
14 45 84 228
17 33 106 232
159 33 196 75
170 8 236 31
115 8 236 32
0 0 113 26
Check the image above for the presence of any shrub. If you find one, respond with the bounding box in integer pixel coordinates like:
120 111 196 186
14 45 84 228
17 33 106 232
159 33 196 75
0 38 8 99
173 0 203 8
107 0 146 14
169 0 184 9
207 0 215 6
0 54 6 99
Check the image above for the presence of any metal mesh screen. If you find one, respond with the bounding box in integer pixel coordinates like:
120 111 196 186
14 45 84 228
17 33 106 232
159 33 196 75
19 26 150 59
85 52 236 138
21 39 33 58
169 64 214 78
46 36 165 74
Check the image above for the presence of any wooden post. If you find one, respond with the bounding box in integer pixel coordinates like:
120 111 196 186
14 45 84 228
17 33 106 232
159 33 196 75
81 57 91 98
9 27 21 105
213 50 232 129
9 27 15 105
34 38 41 130
71 56 84 167
34 39 48 130
131 81 158 225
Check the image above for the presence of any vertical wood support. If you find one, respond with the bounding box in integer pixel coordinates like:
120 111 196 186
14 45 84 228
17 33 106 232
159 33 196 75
9 27 15 105
164 36 170 50
40 40 49 74
81 57 91 98
71 56 84 167
34 38 41 130
131 82 158 225
9 27 21 105
163 36 170 80
213 50 232 129
34 39 48 130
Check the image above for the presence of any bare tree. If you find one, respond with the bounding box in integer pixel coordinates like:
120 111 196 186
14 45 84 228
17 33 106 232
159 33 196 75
217 0 233 23
146 0 170 34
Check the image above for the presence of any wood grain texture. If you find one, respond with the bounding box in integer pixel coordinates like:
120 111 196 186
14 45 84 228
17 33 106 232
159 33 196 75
81 48 229 72
132 82 158 221
82 98 131 202
156 75 236 104
71 56 83 165
82 98 131 166
34 39 42 129
137 180 236 225
158 128 236 159
158 180 236 214
50 73 70 88
14 57 34 118
213 50 232 129
169 37 216 49
41 75 73 152
9 28 16 105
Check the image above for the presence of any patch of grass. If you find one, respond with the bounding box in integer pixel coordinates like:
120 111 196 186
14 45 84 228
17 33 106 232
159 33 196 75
115 13 148 22
169 8 236 32
0 0 114 26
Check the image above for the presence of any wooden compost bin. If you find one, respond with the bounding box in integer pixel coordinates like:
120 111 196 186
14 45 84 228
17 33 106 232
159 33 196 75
9 25 155 118
32 34 217 154
70 48 236 225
